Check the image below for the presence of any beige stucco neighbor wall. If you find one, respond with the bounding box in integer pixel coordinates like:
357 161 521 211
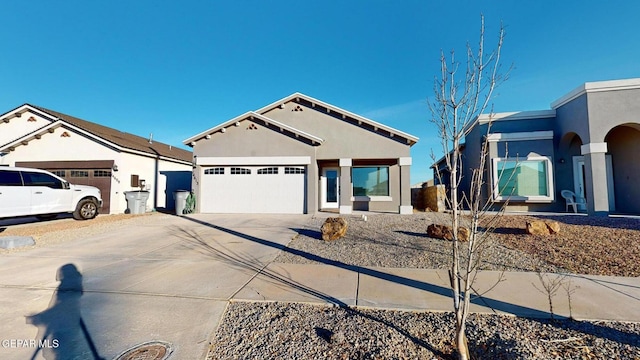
0 111 52 146
119 152 192 213
1 125 191 214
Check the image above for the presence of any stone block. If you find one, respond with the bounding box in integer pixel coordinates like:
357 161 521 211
0 236 35 249
321 217 348 241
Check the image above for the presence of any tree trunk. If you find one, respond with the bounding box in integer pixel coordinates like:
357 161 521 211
456 322 470 360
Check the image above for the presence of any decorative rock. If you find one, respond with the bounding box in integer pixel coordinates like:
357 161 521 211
457 227 470 242
426 224 470 242
545 221 561 234
526 220 561 235
526 221 548 235
321 217 348 241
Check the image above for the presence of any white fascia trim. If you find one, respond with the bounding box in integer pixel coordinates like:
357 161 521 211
0 120 64 150
551 78 640 109
255 92 420 145
339 158 352 167
581 142 608 155
196 156 311 166
487 130 554 143
0 120 192 165
398 157 412 166
183 111 324 145
0 104 58 123
477 110 556 124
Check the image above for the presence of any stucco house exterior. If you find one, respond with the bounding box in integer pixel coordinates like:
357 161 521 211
184 93 419 214
0 104 192 214
434 78 640 216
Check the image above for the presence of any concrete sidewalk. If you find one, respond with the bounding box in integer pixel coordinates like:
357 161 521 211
234 263 640 322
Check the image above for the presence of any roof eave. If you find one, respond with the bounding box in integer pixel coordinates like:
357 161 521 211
255 92 420 145
183 111 325 146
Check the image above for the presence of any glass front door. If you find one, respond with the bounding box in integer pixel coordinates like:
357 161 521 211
321 168 339 209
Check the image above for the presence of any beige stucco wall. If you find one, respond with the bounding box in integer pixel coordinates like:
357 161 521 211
190 98 414 214
0 111 53 147
1 125 191 214
262 101 410 159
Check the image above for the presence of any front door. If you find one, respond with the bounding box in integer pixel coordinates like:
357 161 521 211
573 155 615 212
572 156 586 207
321 168 339 209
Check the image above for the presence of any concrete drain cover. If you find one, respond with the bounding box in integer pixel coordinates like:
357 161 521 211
114 341 173 360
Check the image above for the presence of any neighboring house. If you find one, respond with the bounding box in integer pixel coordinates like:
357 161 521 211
184 93 419 214
433 78 640 216
0 104 192 214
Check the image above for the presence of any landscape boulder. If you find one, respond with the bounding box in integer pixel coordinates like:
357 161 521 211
321 217 348 241
427 224 470 242
526 220 561 235
545 220 561 234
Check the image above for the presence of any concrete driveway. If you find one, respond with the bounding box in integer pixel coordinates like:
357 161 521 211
0 213 309 360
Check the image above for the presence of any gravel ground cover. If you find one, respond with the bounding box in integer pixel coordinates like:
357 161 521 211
214 213 640 359
4 211 638 358
275 212 640 277
210 301 640 360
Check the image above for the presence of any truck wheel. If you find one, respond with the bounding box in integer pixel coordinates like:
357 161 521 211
73 199 98 220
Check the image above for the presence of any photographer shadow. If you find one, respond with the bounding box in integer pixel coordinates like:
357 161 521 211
26 263 104 360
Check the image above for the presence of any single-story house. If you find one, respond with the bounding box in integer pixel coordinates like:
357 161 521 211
184 93 419 214
433 78 640 216
0 104 193 214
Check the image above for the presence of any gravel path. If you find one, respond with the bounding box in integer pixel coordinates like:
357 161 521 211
210 301 640 360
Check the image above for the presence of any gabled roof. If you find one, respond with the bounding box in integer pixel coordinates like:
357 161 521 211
184 93 419 147
256 92 419 145
183 111 324 146
0 104 192 163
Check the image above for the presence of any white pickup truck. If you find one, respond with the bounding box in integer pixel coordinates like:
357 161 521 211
0 167 103 220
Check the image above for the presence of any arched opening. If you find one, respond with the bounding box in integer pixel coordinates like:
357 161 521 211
605 123 640 214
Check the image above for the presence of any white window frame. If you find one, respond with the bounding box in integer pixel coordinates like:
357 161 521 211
491 156 555 202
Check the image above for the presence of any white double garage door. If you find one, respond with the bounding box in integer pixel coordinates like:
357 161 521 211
200 161 307 214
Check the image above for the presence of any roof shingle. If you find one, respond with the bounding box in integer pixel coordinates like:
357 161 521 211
30 105 192 163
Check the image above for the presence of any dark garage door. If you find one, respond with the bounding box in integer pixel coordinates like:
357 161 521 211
16 160 113 214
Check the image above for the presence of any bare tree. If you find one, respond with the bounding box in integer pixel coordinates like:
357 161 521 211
428 15 509 360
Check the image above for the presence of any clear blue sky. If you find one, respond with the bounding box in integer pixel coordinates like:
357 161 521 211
2 1 639 184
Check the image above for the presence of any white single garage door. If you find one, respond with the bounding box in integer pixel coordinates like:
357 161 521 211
200 165 306 214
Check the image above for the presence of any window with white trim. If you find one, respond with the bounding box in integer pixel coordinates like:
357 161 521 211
230 167 251 175
284 167 305 174
492 157 554 202
257 167 278 175
204 167 224 175
352 166 389 196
